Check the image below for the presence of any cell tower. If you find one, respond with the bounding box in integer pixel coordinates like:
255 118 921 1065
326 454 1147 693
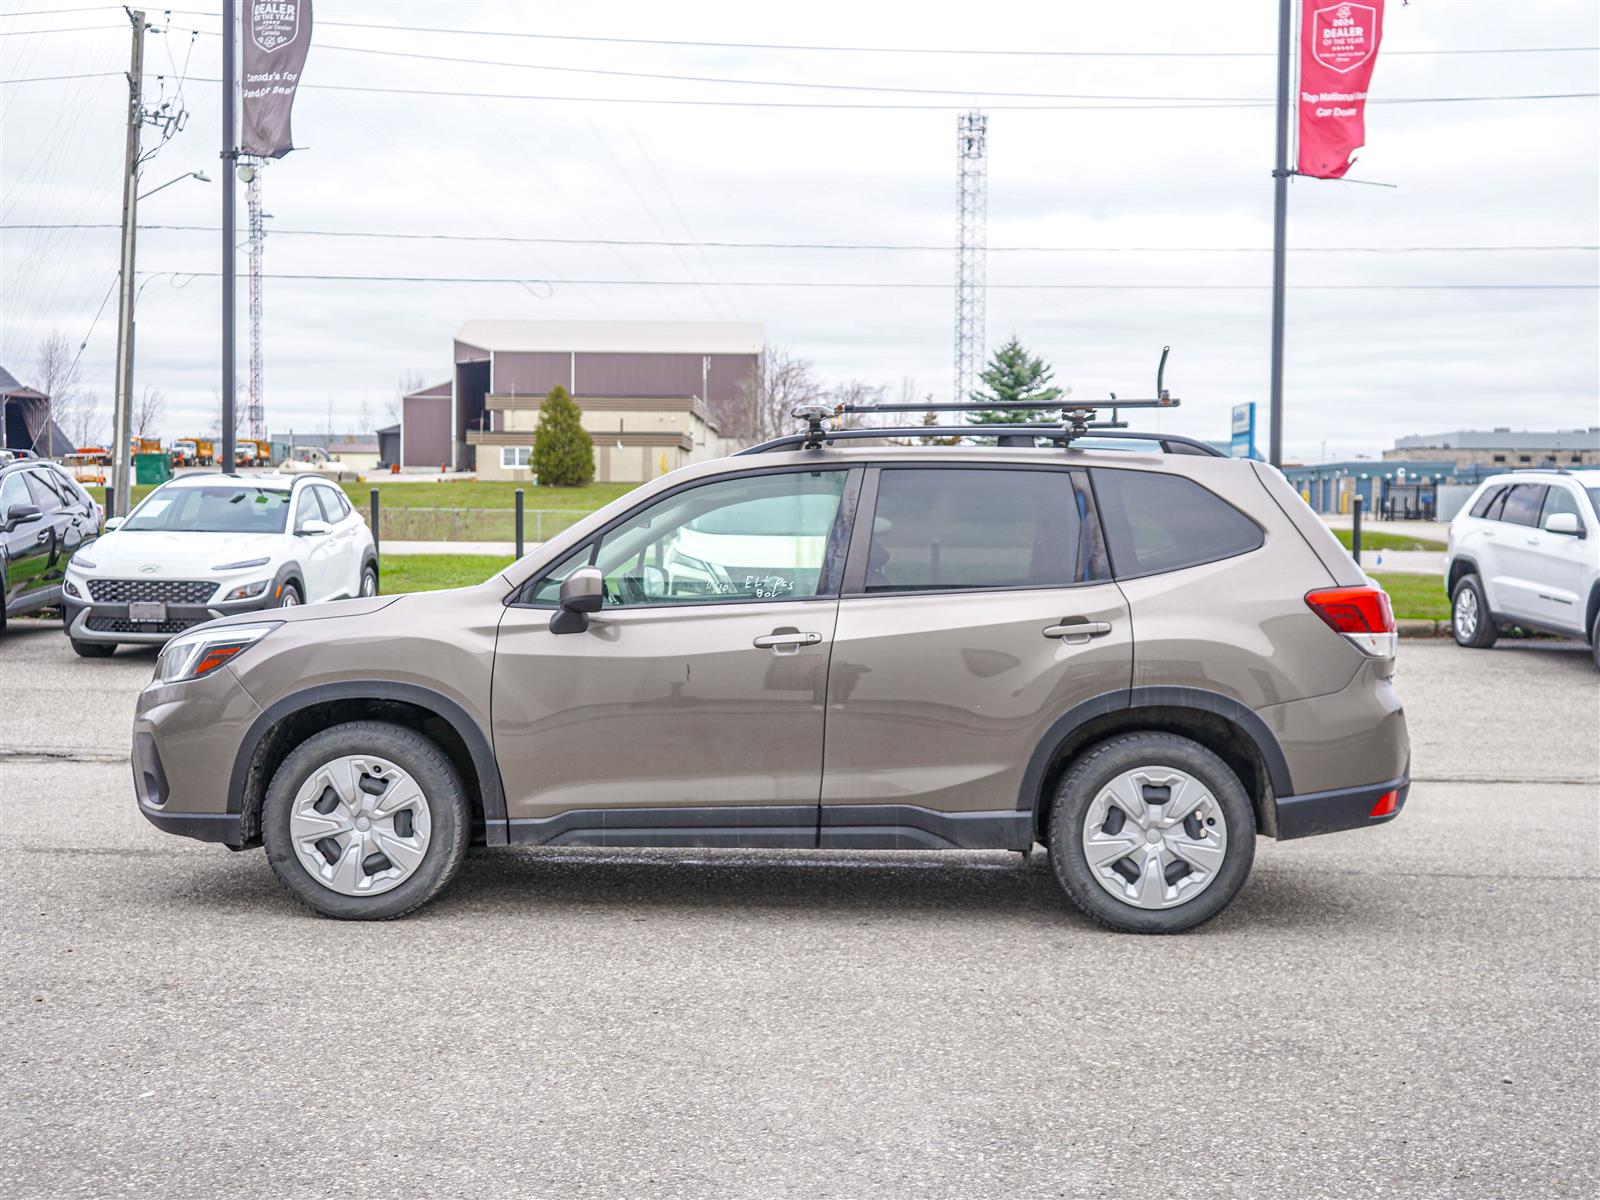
953 110 988 405
244 159 266 440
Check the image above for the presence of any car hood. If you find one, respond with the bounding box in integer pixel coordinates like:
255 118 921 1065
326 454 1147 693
199 594 402 631
73 530 281 576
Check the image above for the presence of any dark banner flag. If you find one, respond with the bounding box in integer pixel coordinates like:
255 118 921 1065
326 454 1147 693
241 0 313 158
1297 0 1384 179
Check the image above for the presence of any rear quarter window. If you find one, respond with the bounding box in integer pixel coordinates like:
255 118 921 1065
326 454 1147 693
1090 468 1264 577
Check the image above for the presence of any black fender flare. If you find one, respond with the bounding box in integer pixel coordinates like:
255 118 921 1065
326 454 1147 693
227 679 509 845
1014 686 1295 815
1446 555 1479 592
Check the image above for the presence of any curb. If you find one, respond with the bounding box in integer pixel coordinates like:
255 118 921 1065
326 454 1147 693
1398 619 1452 639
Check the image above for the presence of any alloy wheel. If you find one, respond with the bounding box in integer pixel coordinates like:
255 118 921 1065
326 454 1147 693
1454 587 1478 639
1080 766 1229 910
288 755 432 896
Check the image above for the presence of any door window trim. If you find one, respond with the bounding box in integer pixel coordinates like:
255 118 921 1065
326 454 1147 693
509 464 863 610
839 462 1110 599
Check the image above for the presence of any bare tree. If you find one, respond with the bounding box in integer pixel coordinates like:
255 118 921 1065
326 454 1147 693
356 393 375 438
824 379 886 430
713 344 823 445
32 331 82 457
132 386 166 440
65 388 104 450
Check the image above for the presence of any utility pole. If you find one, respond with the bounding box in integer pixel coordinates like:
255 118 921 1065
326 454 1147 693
220 0 238 473
110 10 146 517
953 111 988 406
1268 0 1293 469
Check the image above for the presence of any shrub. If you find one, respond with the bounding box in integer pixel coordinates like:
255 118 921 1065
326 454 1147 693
532 385 595 486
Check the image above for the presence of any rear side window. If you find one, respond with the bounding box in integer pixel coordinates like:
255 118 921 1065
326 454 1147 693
1469 485 1506 519
22 470 65 513
1500 484 1548 527
1090 469 1263 577
863 468 1101 593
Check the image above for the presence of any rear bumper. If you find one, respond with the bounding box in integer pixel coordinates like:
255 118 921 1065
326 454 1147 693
1274 774 1409 840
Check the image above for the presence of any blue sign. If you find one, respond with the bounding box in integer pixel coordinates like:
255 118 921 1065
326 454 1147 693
1230 403 1258 459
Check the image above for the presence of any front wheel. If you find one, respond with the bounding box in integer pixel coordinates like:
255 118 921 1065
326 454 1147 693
262 721 470 919
276 581 302 608
1591 608 1599 673
359 563 378 598
1451 574 1496 648
1048 733 1256 934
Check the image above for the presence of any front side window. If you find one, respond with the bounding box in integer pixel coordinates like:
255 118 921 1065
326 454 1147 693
1539 486 1585 529
863 468 1099 593
1091 469 1264 577
581 470 848 607
124 486 292 534
501 446 531 469
0 471 29 516
1500 484 1548 527
22 471 65 513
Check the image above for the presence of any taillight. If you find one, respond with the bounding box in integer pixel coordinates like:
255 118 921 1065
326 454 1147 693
1369 789 1400 818
1305 586 1397 658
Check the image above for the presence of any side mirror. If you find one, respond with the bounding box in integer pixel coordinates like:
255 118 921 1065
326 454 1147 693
2 503 42 533
549 566 604 634
297 518 332 536
103 516 125 531
1543 511 1583 537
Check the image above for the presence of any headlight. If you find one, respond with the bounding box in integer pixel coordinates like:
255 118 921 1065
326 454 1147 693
222 579 270 601
213 556 271 571
156 622 281 685
63 579 81 598
70 555 97 570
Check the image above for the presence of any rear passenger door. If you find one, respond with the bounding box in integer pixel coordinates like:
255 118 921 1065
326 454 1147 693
819 465 1131 847
1489 483 1549 621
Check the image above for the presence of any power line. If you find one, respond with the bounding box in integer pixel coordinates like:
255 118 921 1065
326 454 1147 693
10 223 1596 254
137 271 1599 291
146 9 1600 58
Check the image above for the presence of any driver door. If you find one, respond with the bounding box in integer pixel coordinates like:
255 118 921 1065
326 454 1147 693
492 466 859 846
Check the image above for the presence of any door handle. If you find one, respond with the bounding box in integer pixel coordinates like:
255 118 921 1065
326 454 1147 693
1043 621 1112 642
753 631 822 651
35 530 50 543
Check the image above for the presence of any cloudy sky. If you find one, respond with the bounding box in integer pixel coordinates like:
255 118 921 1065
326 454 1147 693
2 0 1596 461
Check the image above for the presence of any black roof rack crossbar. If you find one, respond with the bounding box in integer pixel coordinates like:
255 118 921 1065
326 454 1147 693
835 397 1175 416
733 426 1225 457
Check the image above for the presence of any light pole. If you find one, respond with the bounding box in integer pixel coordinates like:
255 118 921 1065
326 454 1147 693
110 168 211 514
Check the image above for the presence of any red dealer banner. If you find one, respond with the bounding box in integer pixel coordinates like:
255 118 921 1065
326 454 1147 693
1297 0 1385 179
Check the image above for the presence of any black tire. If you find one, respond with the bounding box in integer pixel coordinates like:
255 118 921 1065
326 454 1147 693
1047 732 1256 934
1451 574 1497 648
1591 608 1599 673
359 562 378 598
70 639 115 658
262 720 470 920
276 580 303 608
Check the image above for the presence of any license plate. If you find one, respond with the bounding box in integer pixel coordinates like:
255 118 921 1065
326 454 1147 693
127 601 167 623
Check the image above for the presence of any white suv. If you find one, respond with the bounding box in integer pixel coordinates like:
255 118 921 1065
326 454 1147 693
61 473 378 657
1445 470 1600 668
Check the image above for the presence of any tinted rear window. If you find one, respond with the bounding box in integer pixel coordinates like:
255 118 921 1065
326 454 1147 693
1469 485 1506 519
864 468 1100 592
1500 484 1548 527
1090 469 1263 577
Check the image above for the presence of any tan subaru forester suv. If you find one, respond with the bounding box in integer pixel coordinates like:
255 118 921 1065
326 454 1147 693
132 424 1408 932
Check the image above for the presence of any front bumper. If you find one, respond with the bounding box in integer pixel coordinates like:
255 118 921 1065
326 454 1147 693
63 586 277 644
133 665 263 847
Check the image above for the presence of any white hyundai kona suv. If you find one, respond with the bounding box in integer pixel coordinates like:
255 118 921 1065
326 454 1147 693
61 473 378 658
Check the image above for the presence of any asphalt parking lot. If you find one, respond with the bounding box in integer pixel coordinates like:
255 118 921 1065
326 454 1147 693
1 623 1595 1198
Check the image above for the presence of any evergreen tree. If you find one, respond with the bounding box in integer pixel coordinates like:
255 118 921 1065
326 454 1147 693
532 385 595 486
919 408 960 446
966 337 1063 425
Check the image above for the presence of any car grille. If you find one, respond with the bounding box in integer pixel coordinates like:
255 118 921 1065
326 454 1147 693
85 616 207 635
87 578 216 604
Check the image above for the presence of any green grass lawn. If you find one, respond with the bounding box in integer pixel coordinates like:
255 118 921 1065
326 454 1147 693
1333 528 1446 553
1370 572 1449 621
380 554 515 593
341 480 637 512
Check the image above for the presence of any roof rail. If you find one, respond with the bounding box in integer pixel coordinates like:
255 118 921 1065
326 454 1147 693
734 425 1225 458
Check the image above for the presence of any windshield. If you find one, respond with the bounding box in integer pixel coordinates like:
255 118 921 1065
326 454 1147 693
123 485 291 534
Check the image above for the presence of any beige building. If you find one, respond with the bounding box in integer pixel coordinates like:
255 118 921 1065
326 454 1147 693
474 394 721 483
1385 428 1599 470
405 319 762 482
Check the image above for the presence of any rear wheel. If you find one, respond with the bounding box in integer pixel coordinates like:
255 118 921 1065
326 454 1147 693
70 639 115 658
1451 574 1496 648
1048 733 1256 934
262 720 469 919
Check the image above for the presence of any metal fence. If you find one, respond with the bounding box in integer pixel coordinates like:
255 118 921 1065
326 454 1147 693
362 505 586 546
